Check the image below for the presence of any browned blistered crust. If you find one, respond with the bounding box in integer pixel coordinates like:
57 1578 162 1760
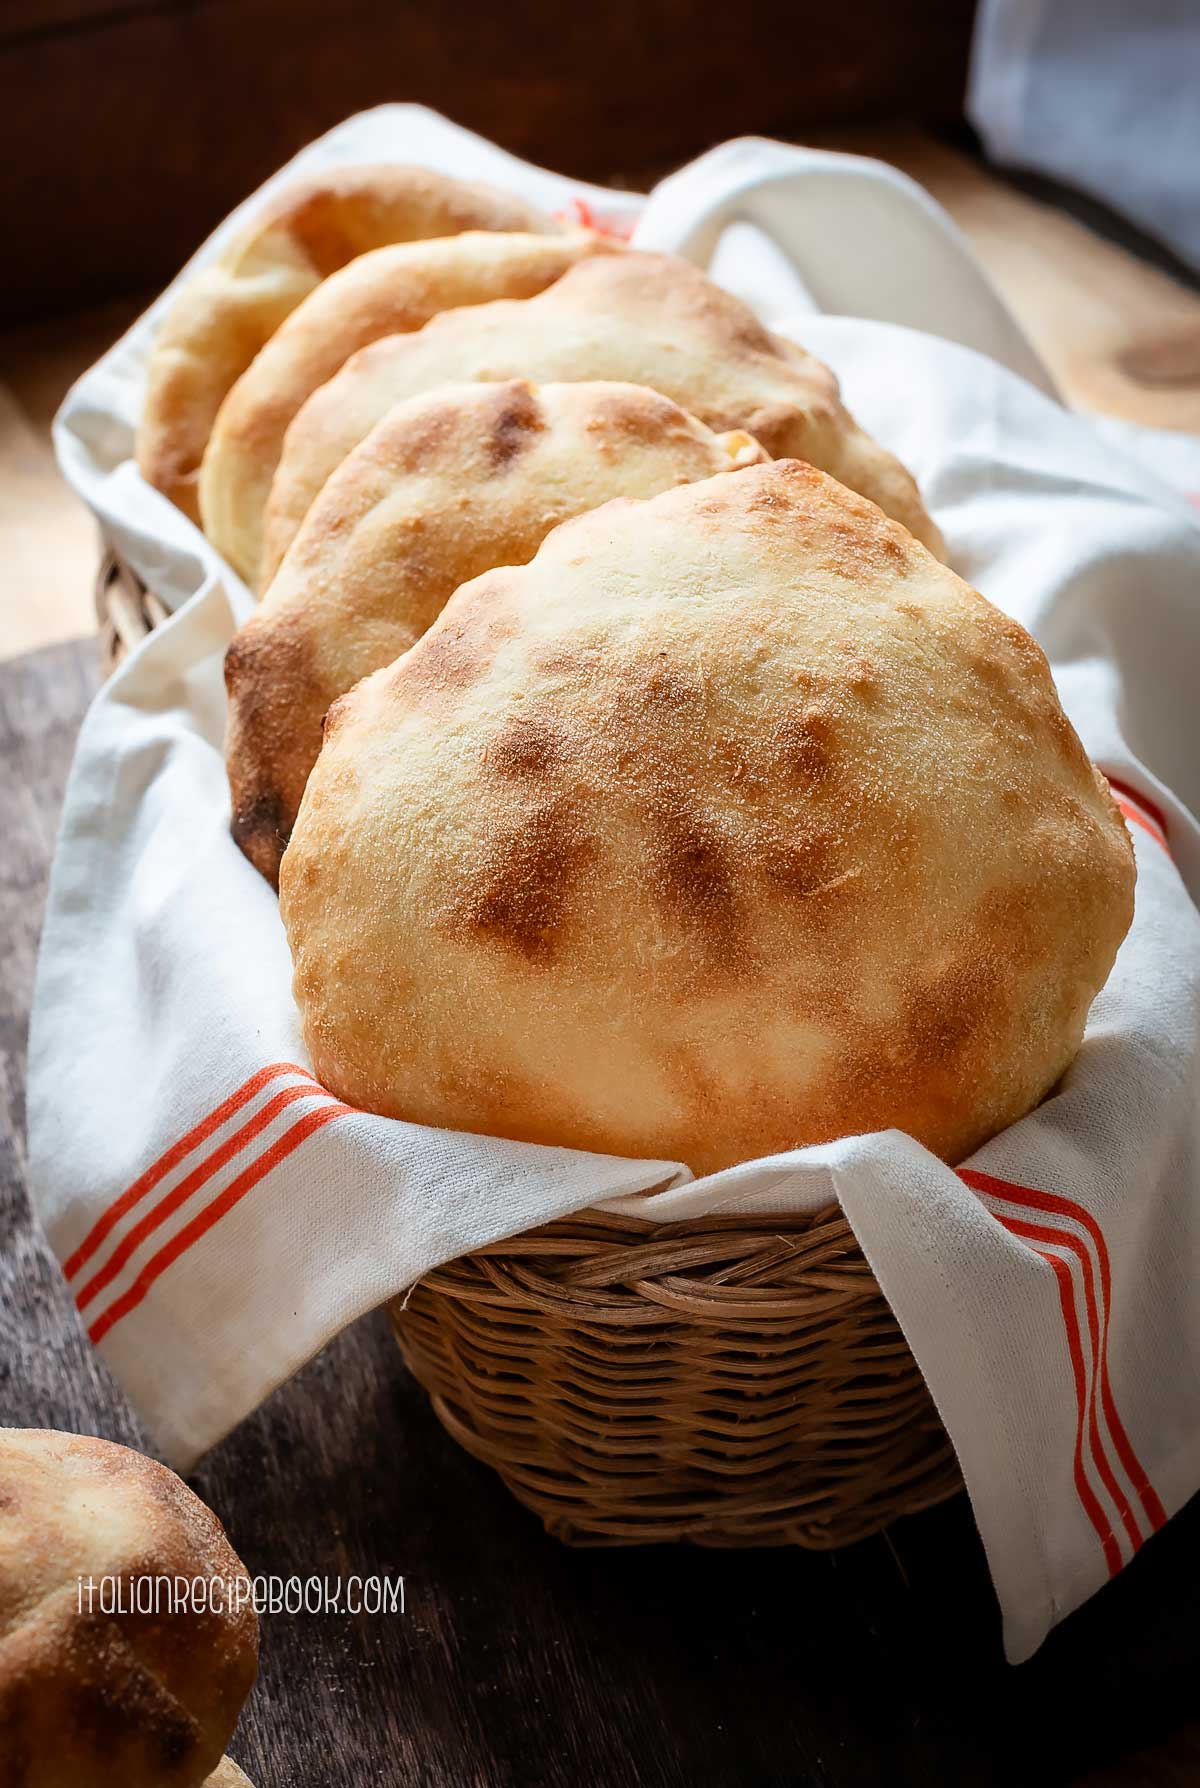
0 1429 257 1788
224 379 764 885
199 229 609 585
136 163 557 524
262 249 944 583
280 459 1133 1176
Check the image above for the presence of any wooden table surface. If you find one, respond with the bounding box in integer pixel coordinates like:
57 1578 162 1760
3 135 1200 1785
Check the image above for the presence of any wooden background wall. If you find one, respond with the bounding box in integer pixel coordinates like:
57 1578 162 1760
1 0 977 323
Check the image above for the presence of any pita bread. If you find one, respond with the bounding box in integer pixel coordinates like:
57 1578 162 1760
201 230 610 585
225 379 765 883
262 250 944 583
136 164 554 521
281 459 1133 1176
0 1428 257 1788
205 1764 254 1787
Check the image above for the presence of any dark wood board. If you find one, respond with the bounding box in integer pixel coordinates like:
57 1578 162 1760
0 0 976 323
2 637 1199 1787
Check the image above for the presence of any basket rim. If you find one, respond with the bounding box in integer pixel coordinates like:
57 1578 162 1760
96 542 165 675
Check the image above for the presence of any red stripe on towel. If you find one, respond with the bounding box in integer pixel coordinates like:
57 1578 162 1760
88 1099 351 1346
64 1062 318 1281
75 1078 337 1316
961 1166 1167 1539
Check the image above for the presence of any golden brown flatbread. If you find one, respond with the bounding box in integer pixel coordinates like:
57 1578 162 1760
261 250 944 584
136 164 555 522
226 379 764 884
0 1428 257 1788
201 231 609 585
281 459 1132 1176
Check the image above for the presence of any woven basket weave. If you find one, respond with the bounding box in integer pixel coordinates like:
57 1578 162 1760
99 545 963 1548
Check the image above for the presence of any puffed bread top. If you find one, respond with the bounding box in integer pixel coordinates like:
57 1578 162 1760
200 230 609 585
225 378 764 883
0 1428 257 1788
281 459 1132 1176
261 250 944 584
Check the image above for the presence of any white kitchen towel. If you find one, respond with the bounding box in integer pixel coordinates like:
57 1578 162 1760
28 107 1200 1664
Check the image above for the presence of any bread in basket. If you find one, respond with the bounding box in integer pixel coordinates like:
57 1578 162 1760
95 161 1133 1548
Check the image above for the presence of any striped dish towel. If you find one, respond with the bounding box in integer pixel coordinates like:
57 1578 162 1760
29 110 1200 1663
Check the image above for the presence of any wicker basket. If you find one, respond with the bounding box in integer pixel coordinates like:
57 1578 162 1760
96 546 170 675
98 546 963 1549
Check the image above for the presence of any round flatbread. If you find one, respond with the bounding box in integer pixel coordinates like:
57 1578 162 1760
225 379 764 883
0 1428 257 1788
201 231 609 585
281 458 1133 1176
261 250 944 584
136 164 554 522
